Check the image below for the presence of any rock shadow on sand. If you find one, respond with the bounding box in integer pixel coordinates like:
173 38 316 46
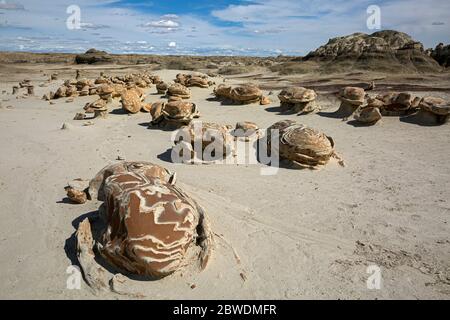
400 113 447 127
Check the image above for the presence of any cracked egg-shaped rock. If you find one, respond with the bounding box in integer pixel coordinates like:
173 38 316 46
278 87 319 114
187 76 210 88
268 120 344 169
156 82 169 94
416 96 450 125
353 106 382 125
149 101 165 124
168 83 191 99
230 84 263 104
174 121 234 163
66 85 78 97
163 100 199 121
111 84 127 98
175 73 189 86
381 92 414 116
88 161 212 278
54 86 67 99
121 89 143 114
149 75 162 84
374 92 416 116
213 84 232 99
278 87 317 105
151 101 200 128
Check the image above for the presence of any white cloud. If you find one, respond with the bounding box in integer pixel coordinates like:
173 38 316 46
161 14 179 20
0 0 449 55
142 19 179 28
80 22 110 30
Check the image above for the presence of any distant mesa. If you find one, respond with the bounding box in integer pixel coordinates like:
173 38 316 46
302 30 442 73
75 48 113 64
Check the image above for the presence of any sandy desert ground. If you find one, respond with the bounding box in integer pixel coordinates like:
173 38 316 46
0 63 449 299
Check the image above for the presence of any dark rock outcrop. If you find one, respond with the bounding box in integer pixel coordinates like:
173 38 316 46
75 49 113 64
428 43 450 67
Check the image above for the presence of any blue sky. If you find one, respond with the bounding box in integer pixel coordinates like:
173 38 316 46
0 0 449 56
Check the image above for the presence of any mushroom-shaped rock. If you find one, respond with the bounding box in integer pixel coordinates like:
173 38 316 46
278 87 320 114
156 82 169 94
84 99 107 114
267 120 344 169
168 83 191 99
87 161 212 278
416 97 450 125
230 84 263 104
98 84 114 101
337 87 366 117
121 89 143 114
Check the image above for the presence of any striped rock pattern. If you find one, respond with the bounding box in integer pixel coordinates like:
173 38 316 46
88 162 212 278
268 120 344 169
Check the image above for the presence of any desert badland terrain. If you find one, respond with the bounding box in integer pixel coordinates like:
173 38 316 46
0 31 449 300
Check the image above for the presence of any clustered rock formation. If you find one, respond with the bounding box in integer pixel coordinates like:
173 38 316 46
43 72 163 119
11 79 34 97
335 86 449 126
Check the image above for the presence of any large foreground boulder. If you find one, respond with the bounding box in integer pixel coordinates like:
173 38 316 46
87 161 213 278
